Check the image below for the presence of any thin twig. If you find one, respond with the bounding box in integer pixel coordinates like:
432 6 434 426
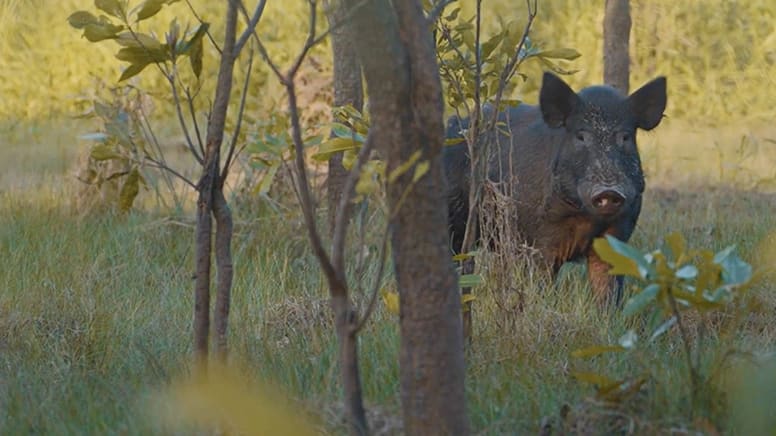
235 0 267 55
353 227 390 333
236 0 284 82
185 0 222 54
287 0 318 79
168 64 204 165
286 79 341 289
184 86 205 159
222 45 254 182
144 159 198 189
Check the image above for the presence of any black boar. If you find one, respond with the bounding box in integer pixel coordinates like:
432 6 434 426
444 72 667 303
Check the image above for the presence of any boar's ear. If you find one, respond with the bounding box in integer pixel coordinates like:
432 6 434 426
629 77 667 131
540 72 579 128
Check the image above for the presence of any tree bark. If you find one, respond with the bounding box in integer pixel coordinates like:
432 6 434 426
213 188 233 361
346 0 470 433
603 0 631 93
326 0 363 233
194 0 239 366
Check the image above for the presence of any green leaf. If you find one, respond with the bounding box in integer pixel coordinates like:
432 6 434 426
179 23 209 55
83 19 125 42
116 45 170 64
311 137 360 161
118 168 141 212
189 33 203 78
115 32 163 49
253 164 279 196
458 274 483 288
444 7 460 21
537 47 581 60
136 0 167 21
90 144 120 161
649 316 677 341
119 62 150 81
618 330 638 349
570 345 627 359
445 137 465 146
623 283 661 317
95 0 125 18
68 11 99 29
593 236 648 279
675 264 698 279
715 245 753 286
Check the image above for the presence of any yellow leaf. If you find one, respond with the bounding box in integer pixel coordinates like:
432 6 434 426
461 293 476 304
381 288 400 316
387 150 422 183
665 232 687 262
592 237 642 278
412 160 429 183
570 345 626 359
571 371 616 387
157 363 317 436
310 137 359 162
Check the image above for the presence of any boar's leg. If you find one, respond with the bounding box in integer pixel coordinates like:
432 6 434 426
587 251 624 306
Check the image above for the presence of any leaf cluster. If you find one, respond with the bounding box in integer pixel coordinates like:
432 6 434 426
68 0 207 81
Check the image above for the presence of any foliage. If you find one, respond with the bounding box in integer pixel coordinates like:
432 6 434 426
157 363 317 436
76 84 153 213
434 4 580 113
572 233 757 423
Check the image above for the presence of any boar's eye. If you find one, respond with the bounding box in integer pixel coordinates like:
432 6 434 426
617 131 633 145
574 130 592 146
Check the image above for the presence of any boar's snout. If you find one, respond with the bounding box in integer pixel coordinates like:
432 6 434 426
589 186 626 216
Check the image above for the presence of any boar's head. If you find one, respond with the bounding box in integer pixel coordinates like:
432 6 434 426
539 72 667 221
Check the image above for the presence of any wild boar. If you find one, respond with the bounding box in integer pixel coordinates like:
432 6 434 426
444 72 667 303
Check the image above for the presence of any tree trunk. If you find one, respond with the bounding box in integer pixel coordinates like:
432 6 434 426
603 0 631 93
346 0 470 433
194 0 239 366
213 187 233 362
326 0 363 233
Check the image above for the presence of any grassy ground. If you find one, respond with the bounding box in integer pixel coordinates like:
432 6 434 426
1 119 775 434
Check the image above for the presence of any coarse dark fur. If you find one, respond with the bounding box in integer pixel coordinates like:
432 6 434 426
444 72 667 303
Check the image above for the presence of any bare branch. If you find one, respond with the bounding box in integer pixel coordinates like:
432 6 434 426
143 158 197 189
287 0 319 79
222 45 254 182
286 80 341 290
236 0 285 82
183 86 206 159
353 227 390 333
235 0 267 55
168 65 204 165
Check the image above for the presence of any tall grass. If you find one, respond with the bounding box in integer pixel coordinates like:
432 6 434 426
2 180 775 434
